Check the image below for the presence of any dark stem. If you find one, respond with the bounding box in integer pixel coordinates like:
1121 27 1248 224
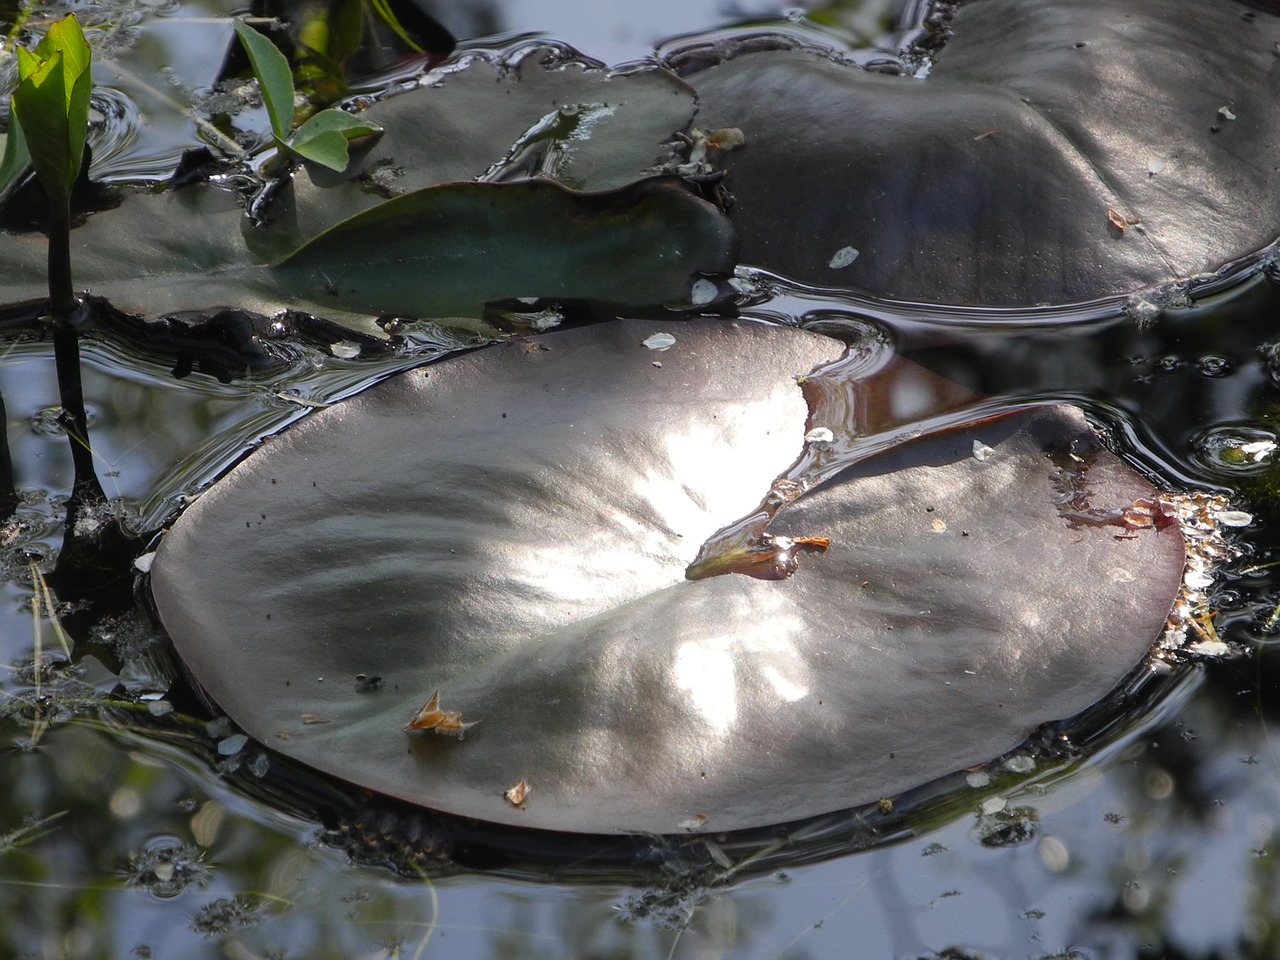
52 316 101 503
46 306 142 645
47 204 77 316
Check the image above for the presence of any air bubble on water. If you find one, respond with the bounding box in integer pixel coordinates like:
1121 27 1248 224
1196 355 1232 378
217 734 248 756
330 341 361 360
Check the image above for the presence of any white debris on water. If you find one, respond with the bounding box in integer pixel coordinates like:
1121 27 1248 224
972 440 995 461
642 332 676 352
690 278 718 305
805 427 835 444
1154 492 1247 661
330 340 361 359
1215 510 1253 527
133 552 156 573
1003 755 1035 774
828 245 860 269
980 796 1007 816
1147 157 1166 175
1218 105 1237 121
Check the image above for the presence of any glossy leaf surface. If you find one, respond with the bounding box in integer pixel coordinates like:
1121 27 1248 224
10 15 92 212
0 177 733 333
151 320 1186 834
687 0 1280 304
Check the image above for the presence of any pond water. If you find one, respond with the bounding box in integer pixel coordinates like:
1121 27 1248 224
3 1 1280 957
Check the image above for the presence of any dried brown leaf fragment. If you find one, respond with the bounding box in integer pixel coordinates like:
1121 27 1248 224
404 690 479 738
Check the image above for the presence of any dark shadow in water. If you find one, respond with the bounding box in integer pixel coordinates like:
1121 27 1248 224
45 311 145 639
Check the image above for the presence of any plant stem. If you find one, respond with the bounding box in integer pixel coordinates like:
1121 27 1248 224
46 205 76 316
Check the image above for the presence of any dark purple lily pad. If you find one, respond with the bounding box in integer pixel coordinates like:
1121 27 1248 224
686 0 1280 304
150 320 1185 834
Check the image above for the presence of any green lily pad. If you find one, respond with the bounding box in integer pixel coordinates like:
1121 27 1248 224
151 319 1186 834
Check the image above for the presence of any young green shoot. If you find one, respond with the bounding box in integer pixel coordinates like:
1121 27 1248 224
5 14 92 315
234 19 381 172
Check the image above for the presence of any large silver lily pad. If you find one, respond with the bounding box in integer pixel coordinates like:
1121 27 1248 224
151 319 1185 834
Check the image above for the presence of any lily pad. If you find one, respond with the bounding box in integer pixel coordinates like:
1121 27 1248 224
151 319 1185 834
264 49 700 253
685 0 1280 304
0 176 734 332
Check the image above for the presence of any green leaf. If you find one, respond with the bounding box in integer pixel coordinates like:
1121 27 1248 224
233 20 296 143
12 50 73 209
0 121 33 208
288 108 381 171
39 15 92 107
9 14 92 211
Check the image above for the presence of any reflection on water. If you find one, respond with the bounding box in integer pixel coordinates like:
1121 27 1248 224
3 0 1280 957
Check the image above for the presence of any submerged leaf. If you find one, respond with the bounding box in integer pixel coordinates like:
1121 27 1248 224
0 176 734 332
151 320 1186 834
269 178 735 316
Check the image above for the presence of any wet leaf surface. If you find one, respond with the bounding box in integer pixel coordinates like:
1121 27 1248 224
0 177 734 333
151 319 1186 834
687 0 1280 304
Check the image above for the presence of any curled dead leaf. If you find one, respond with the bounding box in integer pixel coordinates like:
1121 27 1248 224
504 779 531 807
404 690 479 739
